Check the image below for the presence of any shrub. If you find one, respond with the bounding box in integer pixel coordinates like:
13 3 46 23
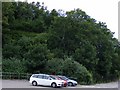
45 58 64 75
2 58 26 73
62 57 93 85
45 57 93 84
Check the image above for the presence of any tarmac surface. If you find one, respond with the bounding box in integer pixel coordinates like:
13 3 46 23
1 79 119 88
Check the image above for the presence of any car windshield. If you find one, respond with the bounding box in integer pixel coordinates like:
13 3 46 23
59 76 69 80
49 76 57 80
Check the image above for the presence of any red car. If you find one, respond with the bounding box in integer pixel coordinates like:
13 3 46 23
50 75 67 87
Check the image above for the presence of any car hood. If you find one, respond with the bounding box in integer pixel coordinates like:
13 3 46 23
67 79 77 83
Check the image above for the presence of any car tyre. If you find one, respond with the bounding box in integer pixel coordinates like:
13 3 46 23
32 81 37 86
68 82 73 86
51 82 57 88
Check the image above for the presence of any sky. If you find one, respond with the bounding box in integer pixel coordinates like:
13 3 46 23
15 0 119 39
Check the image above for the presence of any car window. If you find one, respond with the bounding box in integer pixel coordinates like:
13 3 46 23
63 76 69 80
51 76 60 80
42 76 49 79
32 75 38 78
50 76 56 80
37 75 43 79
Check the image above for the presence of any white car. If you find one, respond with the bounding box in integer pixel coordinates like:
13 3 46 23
29 74 64 88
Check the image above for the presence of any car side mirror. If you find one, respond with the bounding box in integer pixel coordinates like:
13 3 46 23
49 78 52 80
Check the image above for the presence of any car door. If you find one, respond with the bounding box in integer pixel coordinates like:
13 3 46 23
42 75 51 86
37 75 44 85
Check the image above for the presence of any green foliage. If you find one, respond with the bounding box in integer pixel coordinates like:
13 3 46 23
45 57 93 84
73 41 98 71
62 58 93 85
2 58 26 73
3 43 21 59
2 2 15 28
24 44 49 73
45 58 64 75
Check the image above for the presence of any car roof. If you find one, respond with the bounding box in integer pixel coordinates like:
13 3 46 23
50 75 58 77
57 75 66 77
32 74 49 76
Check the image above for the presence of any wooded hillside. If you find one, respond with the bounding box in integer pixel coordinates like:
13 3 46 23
2 2 120 84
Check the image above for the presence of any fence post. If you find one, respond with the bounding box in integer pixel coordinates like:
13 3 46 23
0 72 1 79
27 73 31 80
10 72 11 79
18 73 20 79
27 73 28 80
26 73 28 80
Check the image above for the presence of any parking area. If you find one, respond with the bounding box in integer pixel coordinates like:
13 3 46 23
1 79 119 88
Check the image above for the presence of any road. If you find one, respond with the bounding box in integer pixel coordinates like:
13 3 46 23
1 79 119 88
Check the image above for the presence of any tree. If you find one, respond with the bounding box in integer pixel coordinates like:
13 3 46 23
2 2 15 28
24 44 49 73
45 58 64 75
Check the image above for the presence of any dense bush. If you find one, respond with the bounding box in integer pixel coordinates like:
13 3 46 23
45 57 93 84
2 58 26 73
45 58 64 75
62 58 93 85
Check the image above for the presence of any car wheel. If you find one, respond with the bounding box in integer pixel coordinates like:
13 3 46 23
64 83 67 87
51 82 57 88
32 81 37 86
68 82 73 86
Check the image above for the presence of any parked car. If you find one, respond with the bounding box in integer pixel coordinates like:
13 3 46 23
57 75 78 86
50 75 67 87
29 74 64 88
68 77 77 81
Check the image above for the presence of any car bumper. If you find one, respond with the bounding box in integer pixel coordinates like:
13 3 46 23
73 83 77 86
63 83 67 87
57 83 64 87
